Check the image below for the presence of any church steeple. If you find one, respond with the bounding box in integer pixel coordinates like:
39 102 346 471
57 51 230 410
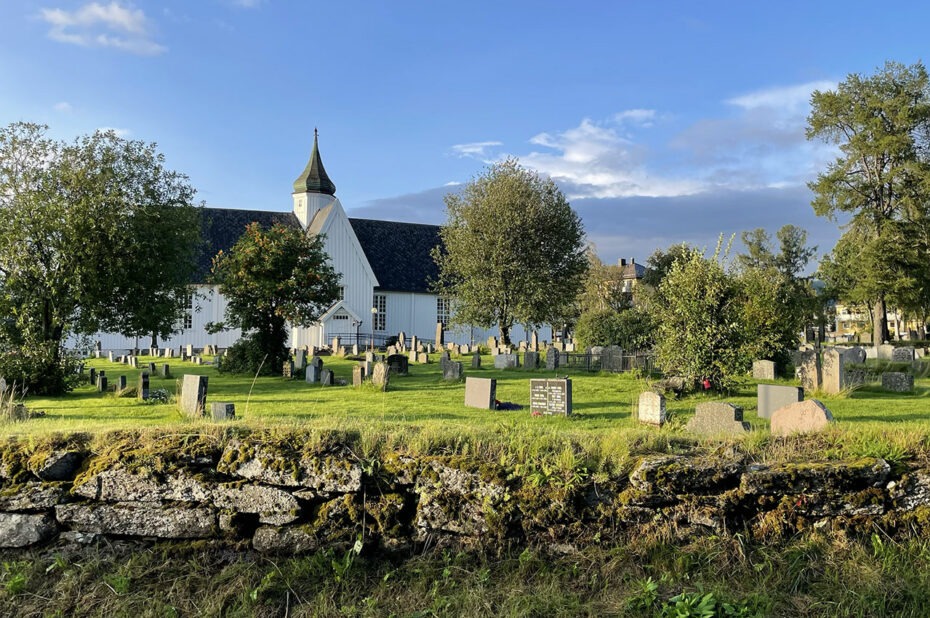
293 129 336 195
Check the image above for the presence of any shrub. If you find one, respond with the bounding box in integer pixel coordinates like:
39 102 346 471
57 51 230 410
217 334 282 376
575 308 655 350
0 344 82 395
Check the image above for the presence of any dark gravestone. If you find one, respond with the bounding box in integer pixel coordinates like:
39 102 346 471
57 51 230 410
386 354 408 376
116 375 127 391
147 362 156 374
471 354 481 369
442 361 463 381
211 402 236 420
892 347 915 363
757 384 803 420
523 351 539 370
161 364 170 378
295 349 306 370
89 368 97 385
283 360 294 378
882 372 914 392
464 377 496 409
545 347 559 371
180 374 209 417
138 372 150 400
96 375 107 392
529 378 572 416
685 402 750 436
439 351 451 368
320 369 334 386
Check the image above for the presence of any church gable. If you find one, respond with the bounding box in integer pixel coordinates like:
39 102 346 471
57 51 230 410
348 218 442 294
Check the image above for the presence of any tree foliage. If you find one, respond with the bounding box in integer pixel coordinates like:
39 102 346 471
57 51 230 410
574 306 655 351
0 122 201 393
807 61 930 343
433 159 588 343
577 245 631 314
209 223 340 374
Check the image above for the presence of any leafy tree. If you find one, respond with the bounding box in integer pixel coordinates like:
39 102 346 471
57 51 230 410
209 222 340 374
577 245 630 314
0 122 201 394
642 243 695 288
433 158 588 344
807 61 930 343
574 306 655 350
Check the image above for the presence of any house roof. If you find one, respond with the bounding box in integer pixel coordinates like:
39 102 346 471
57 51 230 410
293 130 336 195
348 218 442 293
196 207 302 282
621 262 646 279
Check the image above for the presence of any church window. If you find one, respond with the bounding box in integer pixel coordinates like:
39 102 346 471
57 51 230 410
182 292 193 330
437 297 451 326
337 286 345 300
373 294 386 331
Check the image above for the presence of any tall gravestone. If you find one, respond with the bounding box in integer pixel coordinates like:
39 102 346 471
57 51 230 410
283 360 294 378
638 391 666 426
435 322 444 346
530 331 538 352
529 378 572 416
89 368 97 386
138 372 150 400
757 384 803 419
161 364 170 378
371 362 389 391
546 347 560 371
471 354 481 369
96 375 107 392
524 351 539 370
353 365 365 387
464 377 496 409
821 348 845 395
180 375 208 417
320 369 334 386
116 375 127 391
295 349 307 371
795 350 821 391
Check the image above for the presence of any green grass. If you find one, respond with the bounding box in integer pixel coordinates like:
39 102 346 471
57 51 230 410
2 353 927 466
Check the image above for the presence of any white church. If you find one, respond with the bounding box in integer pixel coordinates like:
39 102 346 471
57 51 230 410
88 133 550 351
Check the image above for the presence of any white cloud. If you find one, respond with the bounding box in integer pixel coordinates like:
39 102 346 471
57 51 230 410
53 101 72 113
450 141 502 160
97 126 131 137
40 2 165 55
725 80 836 112
443 181 461 186
613 108 657 126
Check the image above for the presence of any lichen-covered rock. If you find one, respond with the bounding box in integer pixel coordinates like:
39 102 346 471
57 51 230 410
887 469 930 511
253 525 321 553
30 450 84 481
629 456 743 495
218 442 362 493
73 467 211 503
740 458 889 495
213 483 300 525
414 460 510 536
0 512 56 547
0 483 67 511
56 502 216 539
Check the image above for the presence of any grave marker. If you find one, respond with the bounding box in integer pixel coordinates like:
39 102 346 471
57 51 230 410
821 348 845 395
138 372 150 400
892 347 915 363
295 350 307 370
352 365 365 386
752 360 776 380
638 391 666 426
523 351 539 370
211 402 235 420
757 384 803 419
320 369 334 386
685 402 750 435
770 399 834 436
180 375 208 417
545 347 560 371
161 364 170 378
116 375 127 391
387 354 408 375
464 377 496 409
795 350 821 391
882 372 914 392
529 378 572 416
471 354 481 369
494 353 519 369
371 362 389 391
442 361 463 380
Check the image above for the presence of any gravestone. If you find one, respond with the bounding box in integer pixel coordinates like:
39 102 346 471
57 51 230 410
752 360 776 380
464 377 496 409
882 372 914 392
331 336 340 351
386 354 408 376
602 346 624 372
435 322 444 346
846 346 867 364
295 350 307 371
149 347 158 357
164 348 174 358
845 368 865 387
685 402 750 436
757 384 803 420
770 399 834 436
147 362 156 374
337 346 347 357
439 351 451 368
638 391 666 426
529 378 572 416
129 356 138 368
523 351 539 370
108 351 114 362
320 369 334 386
892 347 915 363
487 336 497 349
96 375 107 392
138 372 150 400
186 344 194 357
564 342 575 352
518 341 527 352
821 348 845 395
283 360 294 378
305 362 321 384
442 361 463 381
877 344 895 360
116 375 127 391
180 375 208 417
494 353 519 369
371 362 389 391
161 364 170 378
409 350 420 364
530 331 538 351
89 368 97 385
795 350 821 391
398 332 406 349
545 347 560 371
411 336 418 351
459 344 469 355
211 402 235 421
352 344 359 356
352 365 365 387
471 354 481 369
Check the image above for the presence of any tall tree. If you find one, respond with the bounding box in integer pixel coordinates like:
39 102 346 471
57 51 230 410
432 159 588 344
807 61 930 344
209 223 340 374
0 122 201 393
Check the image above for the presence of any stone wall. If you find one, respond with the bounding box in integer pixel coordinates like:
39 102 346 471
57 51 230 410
0 433 928 553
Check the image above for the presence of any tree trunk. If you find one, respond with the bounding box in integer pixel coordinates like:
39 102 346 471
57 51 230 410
499 323 511 346
874 294 888 344
149 331 158 349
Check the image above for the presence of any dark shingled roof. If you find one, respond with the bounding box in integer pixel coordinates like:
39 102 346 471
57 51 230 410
196 208 301 282
349 218 442 293
293 131 336 195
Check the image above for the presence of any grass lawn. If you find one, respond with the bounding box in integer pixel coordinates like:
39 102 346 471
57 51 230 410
5 352 928 463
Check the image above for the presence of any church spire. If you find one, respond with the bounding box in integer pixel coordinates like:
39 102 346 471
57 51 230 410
293 128 336 195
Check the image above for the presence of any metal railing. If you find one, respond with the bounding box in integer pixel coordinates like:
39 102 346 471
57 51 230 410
557 351 655 374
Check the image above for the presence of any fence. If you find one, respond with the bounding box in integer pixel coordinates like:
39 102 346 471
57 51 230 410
558 351 656 374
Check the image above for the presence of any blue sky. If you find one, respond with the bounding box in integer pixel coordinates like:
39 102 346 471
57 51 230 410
1 1 928 264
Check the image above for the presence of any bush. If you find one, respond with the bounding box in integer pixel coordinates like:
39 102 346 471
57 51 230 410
574 307 655 350
0 344 82 396
217 334 286 376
